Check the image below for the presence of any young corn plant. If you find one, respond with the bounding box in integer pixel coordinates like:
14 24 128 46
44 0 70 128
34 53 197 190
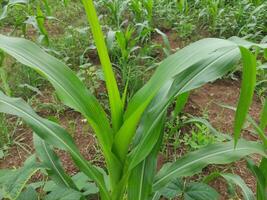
0 1 267 200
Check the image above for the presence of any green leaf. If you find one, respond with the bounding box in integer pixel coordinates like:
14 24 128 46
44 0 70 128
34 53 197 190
260 99 267 130
157 179 219 200
0 34 113 154
0 0 28 20
157 178 184 199
184 117 231 140
127 118 164 200
183 182 219 200
115 38 241 163
229 37 267 49
17 187 38 200
247 159 266 200
173 92 190 117
0 92 110 200
81 0 123 132
33 135 76 189
44 186 82 200
36 5 49 45
153 140 266 191
218 104 267 147
71 172 99 195
0 155 40 200
233 47 256 146
221 173 255 200
0 34 121 194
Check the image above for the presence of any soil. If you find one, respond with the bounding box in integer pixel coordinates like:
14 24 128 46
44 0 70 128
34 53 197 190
0 78 264 200
184 79 262 199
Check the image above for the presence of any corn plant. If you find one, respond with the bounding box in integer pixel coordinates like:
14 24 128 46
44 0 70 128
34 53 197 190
0 0 51 45
0 1 267 200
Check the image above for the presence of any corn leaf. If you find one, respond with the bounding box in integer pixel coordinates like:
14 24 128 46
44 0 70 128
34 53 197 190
33 135 76 189
0 92 110 200
0 34 112 151
127 116 165 200
233 47 256 146
247 159 266 200
153 140 266 191
81 0 123 132
0 155 40 200
221 173 255 200
127 44 240 169
0 35 122 189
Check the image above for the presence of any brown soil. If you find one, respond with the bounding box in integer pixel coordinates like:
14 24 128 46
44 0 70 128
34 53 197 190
184 79 263 199
0 79 265 200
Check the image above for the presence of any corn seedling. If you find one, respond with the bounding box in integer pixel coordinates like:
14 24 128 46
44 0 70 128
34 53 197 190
0 1 267 200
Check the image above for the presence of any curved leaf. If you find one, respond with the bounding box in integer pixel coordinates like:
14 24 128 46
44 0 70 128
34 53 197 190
247 159 266 200
221 173 255 200
33 135 76 189
114 39 240 161
0 34 113 153
0 92 110 200
127 43 240 170
153 140 266 191
0 35 122 191
0 155 40 200
234 47 256 146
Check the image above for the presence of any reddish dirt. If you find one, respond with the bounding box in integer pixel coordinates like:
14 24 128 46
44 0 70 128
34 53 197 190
0 79 265 199
184 79 263 199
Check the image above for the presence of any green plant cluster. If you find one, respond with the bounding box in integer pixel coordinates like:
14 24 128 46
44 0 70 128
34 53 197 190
0 0 267 200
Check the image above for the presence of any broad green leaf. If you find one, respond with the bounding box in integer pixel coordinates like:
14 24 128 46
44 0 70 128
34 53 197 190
0 92 110 200
157 178 184 199
0 155 40 200
125 39 240 119
183 182 219 200
229 37 267 49
81 0 123 132
17 187 38 200
0 35 121 191
153 140 266 191
33 135 76 189
155 179 219 200
71 172 99 195
233 47 256 146
0 34 113 153
127 43 240 169
44 186 82 200
221 173 255 200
